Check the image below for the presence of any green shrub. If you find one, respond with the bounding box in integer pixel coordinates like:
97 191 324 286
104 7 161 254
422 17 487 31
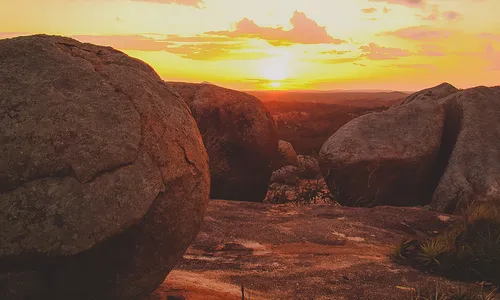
417 239 447 268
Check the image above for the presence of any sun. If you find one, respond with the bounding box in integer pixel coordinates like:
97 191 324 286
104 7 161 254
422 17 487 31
260 56 290 81
270 82 281 88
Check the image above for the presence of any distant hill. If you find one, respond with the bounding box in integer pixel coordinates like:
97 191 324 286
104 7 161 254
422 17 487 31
246 90 410 108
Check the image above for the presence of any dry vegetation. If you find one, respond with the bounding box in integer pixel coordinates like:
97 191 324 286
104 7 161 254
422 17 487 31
263 101 392 155
393 201 500 288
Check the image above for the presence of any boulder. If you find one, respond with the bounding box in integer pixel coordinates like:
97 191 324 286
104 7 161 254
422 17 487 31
270 165 299 185
319 82 500 213
297 155 321 179
431 86 500 212
167 82 278 202
274 140 298 168
0 35 210 299
319 90 446 207
398 82 459 106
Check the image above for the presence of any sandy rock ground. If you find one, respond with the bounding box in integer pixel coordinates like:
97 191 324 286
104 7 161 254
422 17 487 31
146 200 499 299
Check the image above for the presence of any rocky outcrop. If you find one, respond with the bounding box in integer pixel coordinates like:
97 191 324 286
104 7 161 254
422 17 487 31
297 155 321 179
431 86 500 212
270 165 299 185
167 82 278 202
0 35 210 299
397 82 459 106
319 99 444 207
319 82 500 213
275 140 298 168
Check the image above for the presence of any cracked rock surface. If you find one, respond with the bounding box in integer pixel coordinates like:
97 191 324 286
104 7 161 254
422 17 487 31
0 35 210 299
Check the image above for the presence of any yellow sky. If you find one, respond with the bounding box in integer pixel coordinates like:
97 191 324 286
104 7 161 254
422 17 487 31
1 0 499 91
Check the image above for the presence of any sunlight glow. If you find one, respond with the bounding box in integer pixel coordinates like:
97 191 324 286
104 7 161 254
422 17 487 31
260 57 290 81
1 0 499 90
270 82 281 88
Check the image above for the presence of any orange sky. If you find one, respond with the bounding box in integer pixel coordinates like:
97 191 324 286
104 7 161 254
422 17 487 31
1 0 499 91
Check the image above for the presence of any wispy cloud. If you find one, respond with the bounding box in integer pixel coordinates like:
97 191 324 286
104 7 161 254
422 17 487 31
418 5 439 20
360 43 412 60
73 35 172 51
369 0 425 8
130 0 204 8
442 11 462 21
72 34 269 60
419 44 445 56
362 7 377 13
381 26 452 40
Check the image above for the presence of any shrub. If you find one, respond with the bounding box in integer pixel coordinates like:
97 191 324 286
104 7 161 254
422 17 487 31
408 284 497 300
265 179 336 205
393 201 500 286
393 238 419 260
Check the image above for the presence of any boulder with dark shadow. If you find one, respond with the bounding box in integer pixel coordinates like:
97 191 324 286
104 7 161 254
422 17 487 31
430 86 500 212
167 82 279 202
319 85 450 207
320 82 500 213
0 35 210 299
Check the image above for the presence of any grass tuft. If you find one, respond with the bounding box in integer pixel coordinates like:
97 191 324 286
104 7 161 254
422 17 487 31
408 284 497 300
393 201 500 287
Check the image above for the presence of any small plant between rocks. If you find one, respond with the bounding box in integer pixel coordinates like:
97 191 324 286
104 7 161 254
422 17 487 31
265 179 337 205
392 201 500 288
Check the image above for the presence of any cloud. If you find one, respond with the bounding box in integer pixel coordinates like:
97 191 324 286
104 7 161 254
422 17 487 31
485 42 500 71
206 11 345 46
360 43 412 60
319 50 351 55
307 49 360 64
369 0 425 8
386 63 436 69
418 5 439 20
381 26 451 40
165 42 270 60
165 34 231 42
418 6 463 22
442 11 462 21
72 34 271 61
479 33 500 42
319 57 361 64
130 0 203 7
71 35 173 51
419 44 445 56
362 8 377 13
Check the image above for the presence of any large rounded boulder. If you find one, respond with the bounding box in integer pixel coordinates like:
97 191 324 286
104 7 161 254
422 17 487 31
167 82 279 202
319 88 448 207
0 35 210 299
320 82 500 213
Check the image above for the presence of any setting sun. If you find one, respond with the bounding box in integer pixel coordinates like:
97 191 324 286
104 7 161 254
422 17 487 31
269 82 282 89
260 57 291 81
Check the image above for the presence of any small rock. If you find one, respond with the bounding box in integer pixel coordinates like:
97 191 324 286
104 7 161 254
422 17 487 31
437 215 451 222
